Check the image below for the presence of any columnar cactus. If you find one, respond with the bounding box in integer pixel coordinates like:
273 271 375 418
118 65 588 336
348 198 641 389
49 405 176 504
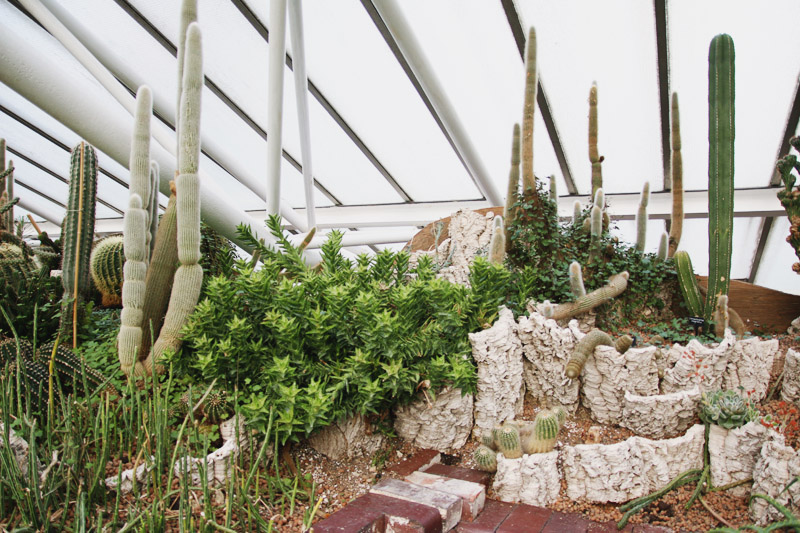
60 141 99 348
504 123 521 240
705 34 735 322
521 28 537 197
674 251 704 318
147 160 160 257
635 181 650 252
549 271 629 321
568 261 586 299
489 216 505 264
565 328 614 379
668 92 684 257
589 82 603 198
657 231 668 261
90 235 124 307
572 201 582 228
549 175 557 200
776 136 800 273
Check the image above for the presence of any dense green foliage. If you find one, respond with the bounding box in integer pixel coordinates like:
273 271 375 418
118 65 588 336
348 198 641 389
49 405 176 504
169 216 509 443
0 263 63 342
505 183 676 321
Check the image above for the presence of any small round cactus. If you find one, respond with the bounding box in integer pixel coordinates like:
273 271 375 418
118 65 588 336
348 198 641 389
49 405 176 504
497 424 522 459
89 235 124 306
473 445 497 473
480 429 496 450
202 389 232 424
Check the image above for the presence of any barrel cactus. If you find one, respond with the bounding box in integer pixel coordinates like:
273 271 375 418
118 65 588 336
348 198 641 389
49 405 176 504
202 389 232 424
699 389 757 429
473 445 497 473
497 424 522 459
90 235 124 307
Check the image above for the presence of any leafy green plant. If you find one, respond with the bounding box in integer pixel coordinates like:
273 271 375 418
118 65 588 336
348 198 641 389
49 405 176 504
169 215 507 444
699 388 759 429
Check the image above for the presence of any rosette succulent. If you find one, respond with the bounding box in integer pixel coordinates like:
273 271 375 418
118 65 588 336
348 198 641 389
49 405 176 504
699 389 758 429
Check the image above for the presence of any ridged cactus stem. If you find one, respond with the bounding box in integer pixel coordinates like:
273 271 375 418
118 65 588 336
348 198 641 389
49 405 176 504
549 175 557 200
566 328 614 379
568 261 586 299
615 335 634 354
521 28 537 197
497 425 522 459
589 204 602 261
473 445 497 472
504 123 521 242
705 34 735 322
118 194 148 376
674 251 704 317
90 235 124 307
635 182 650 252
130 86 153 262
176 0 198 142
657 231 668 261
60 141 98 348
550 271 629 321
148 160 160 257
489 216 505 264
523 409 562 454
146 23 204 374
668 92 684 257
589 82 603 198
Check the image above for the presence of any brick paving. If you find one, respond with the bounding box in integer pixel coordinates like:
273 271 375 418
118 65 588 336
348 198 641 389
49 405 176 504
314 450 678 533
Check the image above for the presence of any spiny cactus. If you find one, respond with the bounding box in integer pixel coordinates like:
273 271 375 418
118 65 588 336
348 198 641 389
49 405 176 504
480 429 496 450
674 251 704 318
37 340 111 396
489 216 505 265
497 424 522 459
202 389 232 424
566 328 614 379
521 27 538 197
572 201 582 228
635 181 650 252
699 389 757 429
90 235 124 307
473 444 497 473
615 335 634 354
657 231 668 261
668 92 683 257
522 409 562 454
705 34 735 322
504 123 521 241
0 338 35 365
568 261 586 299
60 141 99 348
589 82 603 198
549 271 629 321
776 137 800 273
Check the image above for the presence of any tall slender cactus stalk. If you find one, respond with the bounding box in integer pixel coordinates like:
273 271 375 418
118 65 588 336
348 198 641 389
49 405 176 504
668 92 684 257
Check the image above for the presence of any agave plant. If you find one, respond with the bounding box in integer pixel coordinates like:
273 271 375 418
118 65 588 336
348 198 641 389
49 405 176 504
699 388 758 429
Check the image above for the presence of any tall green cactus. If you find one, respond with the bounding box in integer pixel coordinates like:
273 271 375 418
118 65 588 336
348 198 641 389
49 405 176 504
60 141 98 348
668 92 684 257
635 181 650 252
521 27 538 197
674 251 704 317
504 123 521 241
589 83 603 198
705 34 735 322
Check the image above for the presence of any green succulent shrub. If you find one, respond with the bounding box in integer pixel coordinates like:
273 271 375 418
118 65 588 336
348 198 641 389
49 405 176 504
169 215 509 444
504 183 676 324
699 388 759 429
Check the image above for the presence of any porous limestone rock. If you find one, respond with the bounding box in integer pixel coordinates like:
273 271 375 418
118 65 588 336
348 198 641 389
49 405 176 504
788 316 800 336
105 456 155 493
517 311 581 413
661 334 735 394
723 336 779 402
410 209 496 286
581 345 660 425
620 388 701 439
470 307 524 432
308 413 385 461
174 416 253 487
562 424 705 503
709 421 774 498
750 437 800 525
394 386 473 451
782 349 800 404
0 423 41 481
493 451 560 506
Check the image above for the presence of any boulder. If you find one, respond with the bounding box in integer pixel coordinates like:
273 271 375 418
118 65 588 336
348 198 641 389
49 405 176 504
394 387 473 451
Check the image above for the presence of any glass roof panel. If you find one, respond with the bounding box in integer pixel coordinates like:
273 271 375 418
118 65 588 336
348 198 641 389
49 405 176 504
668 0 800 190
516 0 663 196
756 216 800 295
670 217 761 280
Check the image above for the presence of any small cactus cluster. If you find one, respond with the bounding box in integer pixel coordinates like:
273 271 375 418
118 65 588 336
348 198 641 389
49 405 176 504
473 407 567 473
0 338 111 409
698 388 758 429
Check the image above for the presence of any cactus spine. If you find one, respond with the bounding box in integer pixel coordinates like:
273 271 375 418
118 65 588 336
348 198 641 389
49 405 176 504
657 231 668 261
566 328 613 379
146 23 204 373
550 271 628 321
668 92 683 257
523 409 561 454
673 251 704 317
635 181 650 252
473 445 497 472
504 123 521 241
497 425 522 459
705 34 735 322
614 335 634 354
90 235 124 306
568 261 586 299
489 216 505 264
589 82 603 198
60 141 98 348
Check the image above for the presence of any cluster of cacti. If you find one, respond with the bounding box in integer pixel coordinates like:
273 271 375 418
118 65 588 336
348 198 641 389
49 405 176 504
0 338 111 408
488 216 505 264
568 261 586 299
118 11 205 377
698 388 757 429
635 181 650 252
776 136 800 273
565 328 633 379
473 408 567 472
89 235 124 306
668 92 683 257
588 82 603 198
59 141 99 348
544 271 629 321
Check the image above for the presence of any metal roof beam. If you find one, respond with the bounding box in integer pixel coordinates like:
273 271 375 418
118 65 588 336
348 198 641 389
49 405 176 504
654 0 671 190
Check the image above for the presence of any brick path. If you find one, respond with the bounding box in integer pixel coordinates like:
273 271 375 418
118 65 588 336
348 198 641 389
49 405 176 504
313 450 676 533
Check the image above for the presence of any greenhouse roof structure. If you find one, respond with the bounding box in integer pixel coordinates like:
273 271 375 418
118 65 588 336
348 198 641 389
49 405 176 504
1 0 800 294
